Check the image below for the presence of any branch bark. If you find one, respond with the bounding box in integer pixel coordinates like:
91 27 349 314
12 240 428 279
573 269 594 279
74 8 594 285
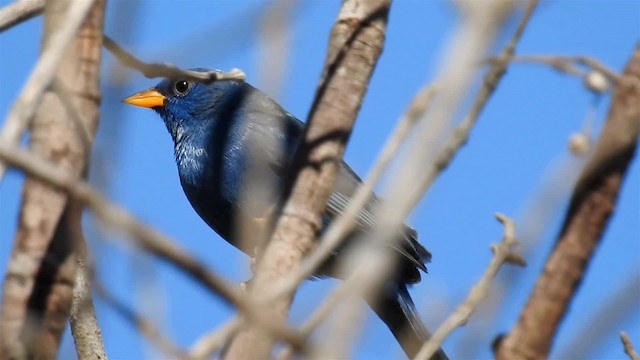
495 44 640 360
223 0 391 358
0 0 104 358
0 0 44 33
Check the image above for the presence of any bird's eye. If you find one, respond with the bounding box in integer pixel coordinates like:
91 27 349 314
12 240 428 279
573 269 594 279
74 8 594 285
172 80 191 95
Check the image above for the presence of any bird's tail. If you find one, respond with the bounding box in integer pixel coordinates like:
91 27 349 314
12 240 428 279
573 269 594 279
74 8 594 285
367 283 448 360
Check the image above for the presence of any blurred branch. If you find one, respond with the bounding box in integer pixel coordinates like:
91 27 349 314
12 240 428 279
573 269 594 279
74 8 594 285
295 0 515 357
415 214 524 360
0 144 304 349
102 35 245 83
224 0 391 358
556 273 640 359
94 283 189 360
496 44 640 360
70 240 107 360
189 317 243 359
0 1 104 358
0 0 96 180
621 332 640 360
492 54 618 95
270 83 439 300
0 0 44 32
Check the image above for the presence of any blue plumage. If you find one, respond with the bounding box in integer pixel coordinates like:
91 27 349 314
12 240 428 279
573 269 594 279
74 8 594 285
123 69 446 359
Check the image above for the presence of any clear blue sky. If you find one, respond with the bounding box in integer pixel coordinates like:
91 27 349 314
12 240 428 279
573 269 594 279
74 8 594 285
1 1 638 359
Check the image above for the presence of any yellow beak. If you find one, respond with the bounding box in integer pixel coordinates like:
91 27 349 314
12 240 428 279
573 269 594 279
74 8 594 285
122 88 166 108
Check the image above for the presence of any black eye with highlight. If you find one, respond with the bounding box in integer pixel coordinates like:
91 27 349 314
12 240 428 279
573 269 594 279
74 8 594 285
172 80 191 96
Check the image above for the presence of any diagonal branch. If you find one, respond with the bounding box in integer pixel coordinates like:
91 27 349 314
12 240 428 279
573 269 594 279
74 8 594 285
0 0 45 32
0 144 304 349
223 0 391 358
0 0 97 180
415 214 524 360
102 35 245 83
495 44 640 360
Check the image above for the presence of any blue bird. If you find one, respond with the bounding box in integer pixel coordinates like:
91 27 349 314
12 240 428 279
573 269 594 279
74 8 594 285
123 69 446 359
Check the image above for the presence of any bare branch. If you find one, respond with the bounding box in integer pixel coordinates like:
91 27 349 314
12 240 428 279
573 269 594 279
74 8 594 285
0 1 104 357
223 0 391 358
94 283 188 360
287 0 516 357
556 273 640 359
189 318 243 359
0 0 97 180
496 44 640 360
102 35 245 83
269 83 439 300
70 241 107 360
0 144 304 349
621 332 640 360
0 0 44 32
415 214 524 360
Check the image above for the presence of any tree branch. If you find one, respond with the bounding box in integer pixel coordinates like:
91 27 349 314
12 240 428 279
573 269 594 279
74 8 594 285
621 332 640 360
223 0 391 358
0 0 97 180
415 214 524 360
0 0 44 32
0 1 103 357
0 144 303 349
496 44 640 360
102 35 245 83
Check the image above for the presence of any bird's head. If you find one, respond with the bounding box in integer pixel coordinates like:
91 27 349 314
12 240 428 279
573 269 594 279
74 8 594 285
122 68 245 142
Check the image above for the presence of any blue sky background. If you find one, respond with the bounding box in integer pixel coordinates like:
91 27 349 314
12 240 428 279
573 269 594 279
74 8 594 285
1 0 639 359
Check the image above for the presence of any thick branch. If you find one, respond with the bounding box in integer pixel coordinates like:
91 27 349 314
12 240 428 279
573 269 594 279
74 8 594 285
0 0 97 180
0 1 104 358
496 44 640 360
223 0 390 358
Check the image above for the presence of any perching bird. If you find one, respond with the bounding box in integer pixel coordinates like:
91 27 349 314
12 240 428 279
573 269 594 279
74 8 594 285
123 69 446 360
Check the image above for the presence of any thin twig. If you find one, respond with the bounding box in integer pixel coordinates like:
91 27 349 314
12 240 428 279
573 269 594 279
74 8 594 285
94 283 189 360
296 0 515 358
0 144 304 348
223 0 391 358
0 0 45 32
556 274 640 359
415 214 524 360
621 332 640 360
0 0 96 180
189 317 243 359
505 54 618 86
70 241 108 360
102 35 245 83
269 83 439 300
496 44 640 360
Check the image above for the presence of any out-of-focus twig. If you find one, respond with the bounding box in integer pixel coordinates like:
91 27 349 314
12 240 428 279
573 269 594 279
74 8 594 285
496 44 640 360
0 1 104 358
189 317 243 359
94 283 189 360
102 35 245 83
0 0 96 180
415 214 524 360
0 144 304 349
270 83 439 300
0 0 45 32
505 55 619 82
556 273 640 359
70 240 107 360
223 0 391 358
302 0 515 358
621 332 640 360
